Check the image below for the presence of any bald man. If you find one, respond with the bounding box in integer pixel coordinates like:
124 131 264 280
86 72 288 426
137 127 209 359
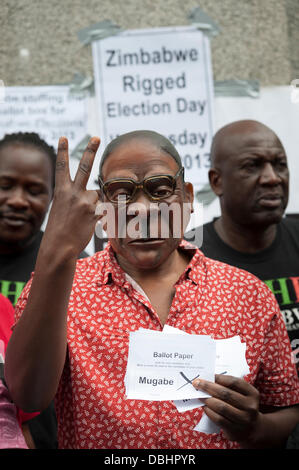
189 120 299 447
209 120 289 245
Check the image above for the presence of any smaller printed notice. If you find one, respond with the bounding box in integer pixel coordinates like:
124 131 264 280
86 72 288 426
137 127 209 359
0 86 89 155
125 329 216 401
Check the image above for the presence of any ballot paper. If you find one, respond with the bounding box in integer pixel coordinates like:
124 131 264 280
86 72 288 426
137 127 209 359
125 329 216 401
193 413 221 434
162 325 250 434
173 335 249 413
193 336 250 435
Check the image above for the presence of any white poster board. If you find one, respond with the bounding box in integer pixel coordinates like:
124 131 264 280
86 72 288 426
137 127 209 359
92 25 214 193
192 86 299 225
0 85 89 178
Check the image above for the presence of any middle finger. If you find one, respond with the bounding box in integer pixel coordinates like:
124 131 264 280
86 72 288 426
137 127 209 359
74 137 101 190
203 397 252 426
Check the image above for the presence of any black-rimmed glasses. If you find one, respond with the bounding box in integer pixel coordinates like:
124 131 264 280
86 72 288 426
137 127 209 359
98 167 184 204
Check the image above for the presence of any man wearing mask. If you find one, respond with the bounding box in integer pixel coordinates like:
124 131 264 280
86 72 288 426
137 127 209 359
5 131 299 449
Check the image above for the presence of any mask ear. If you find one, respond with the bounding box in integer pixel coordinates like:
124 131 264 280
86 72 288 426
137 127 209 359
184 182 194 213
180 182 193 235
209 168 222 196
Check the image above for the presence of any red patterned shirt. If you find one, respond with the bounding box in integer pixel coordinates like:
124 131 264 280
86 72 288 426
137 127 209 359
15 241 299 449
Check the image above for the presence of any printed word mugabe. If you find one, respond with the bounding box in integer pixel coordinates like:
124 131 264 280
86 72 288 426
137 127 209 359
139 377 174 386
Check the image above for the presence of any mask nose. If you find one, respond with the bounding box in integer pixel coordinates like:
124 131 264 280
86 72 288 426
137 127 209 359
127 193 160 239
128 188 152 208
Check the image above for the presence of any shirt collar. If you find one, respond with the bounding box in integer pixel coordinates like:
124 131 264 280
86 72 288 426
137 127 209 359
93 240 206 287
90 242 123 287
177 239 206 285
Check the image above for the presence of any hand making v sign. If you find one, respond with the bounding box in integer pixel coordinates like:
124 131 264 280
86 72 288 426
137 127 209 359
43 136 101 259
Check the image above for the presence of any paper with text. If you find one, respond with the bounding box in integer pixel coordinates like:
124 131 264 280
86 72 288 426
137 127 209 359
125 329 216 401
162 325 250 434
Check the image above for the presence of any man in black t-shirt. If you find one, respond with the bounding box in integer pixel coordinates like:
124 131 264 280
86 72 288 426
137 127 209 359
186 120 299 446
0 132 58 449
199 217 299 371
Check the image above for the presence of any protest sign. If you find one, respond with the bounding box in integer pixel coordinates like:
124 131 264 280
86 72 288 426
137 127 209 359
92 25 214 192
0 85 89 178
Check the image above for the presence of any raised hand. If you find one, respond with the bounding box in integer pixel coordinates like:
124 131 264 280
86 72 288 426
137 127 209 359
44 136 101 258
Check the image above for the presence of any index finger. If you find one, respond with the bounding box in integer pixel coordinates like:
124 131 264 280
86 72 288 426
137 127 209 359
193 374 256 397
74 137 100 189
192 376 253 412
55 137 70 188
